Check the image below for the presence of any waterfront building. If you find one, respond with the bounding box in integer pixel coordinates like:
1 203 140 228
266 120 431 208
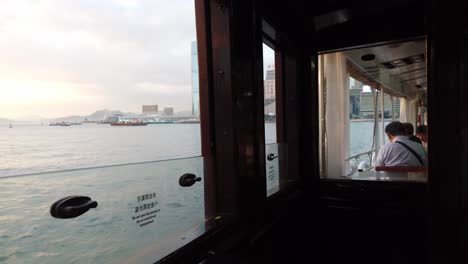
359 91 397 118
263 64 276 120
264 64 275 100
163 107 174 116
350 87 362 117
142 105 159 115
359 91 374 118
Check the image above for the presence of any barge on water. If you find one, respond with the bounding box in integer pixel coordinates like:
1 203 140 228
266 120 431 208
110 121 147 126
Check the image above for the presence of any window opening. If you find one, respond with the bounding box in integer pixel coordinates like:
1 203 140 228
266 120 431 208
0 1 211 263
318 39 428 181
263 43 280 196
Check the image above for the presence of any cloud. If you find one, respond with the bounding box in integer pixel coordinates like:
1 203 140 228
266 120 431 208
0 0 197 118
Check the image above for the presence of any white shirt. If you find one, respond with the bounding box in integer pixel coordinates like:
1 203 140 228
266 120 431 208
375 136 426 167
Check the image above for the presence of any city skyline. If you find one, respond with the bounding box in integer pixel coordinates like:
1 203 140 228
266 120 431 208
0 0 197 119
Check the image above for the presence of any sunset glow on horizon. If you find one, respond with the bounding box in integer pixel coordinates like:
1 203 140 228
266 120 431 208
0 0 197 120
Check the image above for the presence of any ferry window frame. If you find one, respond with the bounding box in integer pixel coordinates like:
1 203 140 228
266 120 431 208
262 21 292 198
195 0 247 223
156 0 244 261
261 18 304 197
195 0 216 220
262 40 286 146
151 0 251 261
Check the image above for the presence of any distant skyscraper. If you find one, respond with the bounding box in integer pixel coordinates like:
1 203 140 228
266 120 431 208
264 64 275 100
349 87 362 117
359 91 394 118
360 92 374 118
393 98 401 117
191 41 199 116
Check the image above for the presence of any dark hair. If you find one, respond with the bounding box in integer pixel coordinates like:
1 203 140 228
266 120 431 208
416 125 427 134
385 121 405 136
403 122 414 136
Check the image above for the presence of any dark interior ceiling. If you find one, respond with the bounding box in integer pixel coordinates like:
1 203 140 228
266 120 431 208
260 0 427 52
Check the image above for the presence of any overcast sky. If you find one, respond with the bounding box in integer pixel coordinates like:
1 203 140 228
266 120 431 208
0 0 197 119
262 43 275 78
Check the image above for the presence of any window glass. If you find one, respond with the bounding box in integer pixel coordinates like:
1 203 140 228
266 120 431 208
0 1 209 262
263 44 277 144
348 80 377 175
263 43 280 195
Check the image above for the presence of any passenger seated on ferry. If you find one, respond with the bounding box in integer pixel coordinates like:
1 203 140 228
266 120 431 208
416 125 428 151
403 122 423 144
375 121 426 167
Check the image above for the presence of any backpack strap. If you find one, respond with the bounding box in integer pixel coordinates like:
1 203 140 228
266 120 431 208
395 141 424 166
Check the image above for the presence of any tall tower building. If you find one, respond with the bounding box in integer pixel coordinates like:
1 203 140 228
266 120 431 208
191 41 199 116
393 98 401 117
264 64 275 100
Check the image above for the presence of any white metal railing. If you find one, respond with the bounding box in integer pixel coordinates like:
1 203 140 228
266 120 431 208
345 148 375 162
345 149 376 176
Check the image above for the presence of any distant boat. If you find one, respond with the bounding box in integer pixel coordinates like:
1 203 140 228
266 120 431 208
110 121 147 126
8 123 12 128
174 119 200 124
49 121 71 126
143 118 174 124
145 121 174 124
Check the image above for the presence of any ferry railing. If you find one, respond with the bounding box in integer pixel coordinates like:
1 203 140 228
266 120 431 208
345 148 376 175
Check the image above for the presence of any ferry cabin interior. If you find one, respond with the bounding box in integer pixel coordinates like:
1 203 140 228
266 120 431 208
170 0 468 263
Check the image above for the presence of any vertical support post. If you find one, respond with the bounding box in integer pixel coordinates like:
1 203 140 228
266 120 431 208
226 0 267 234
381 89 385 144
304 51 319 192
320 53 349 177
391 96 395 122
195 0 216 220
318 55 327 178
283 51 302 184
208 0 240 218
427 0 466 262
372 88 380 157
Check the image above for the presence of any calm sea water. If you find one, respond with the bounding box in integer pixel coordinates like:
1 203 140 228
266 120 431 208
0 122 369 263
350 121 376 156
0 124 202 177
0 122 371 177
